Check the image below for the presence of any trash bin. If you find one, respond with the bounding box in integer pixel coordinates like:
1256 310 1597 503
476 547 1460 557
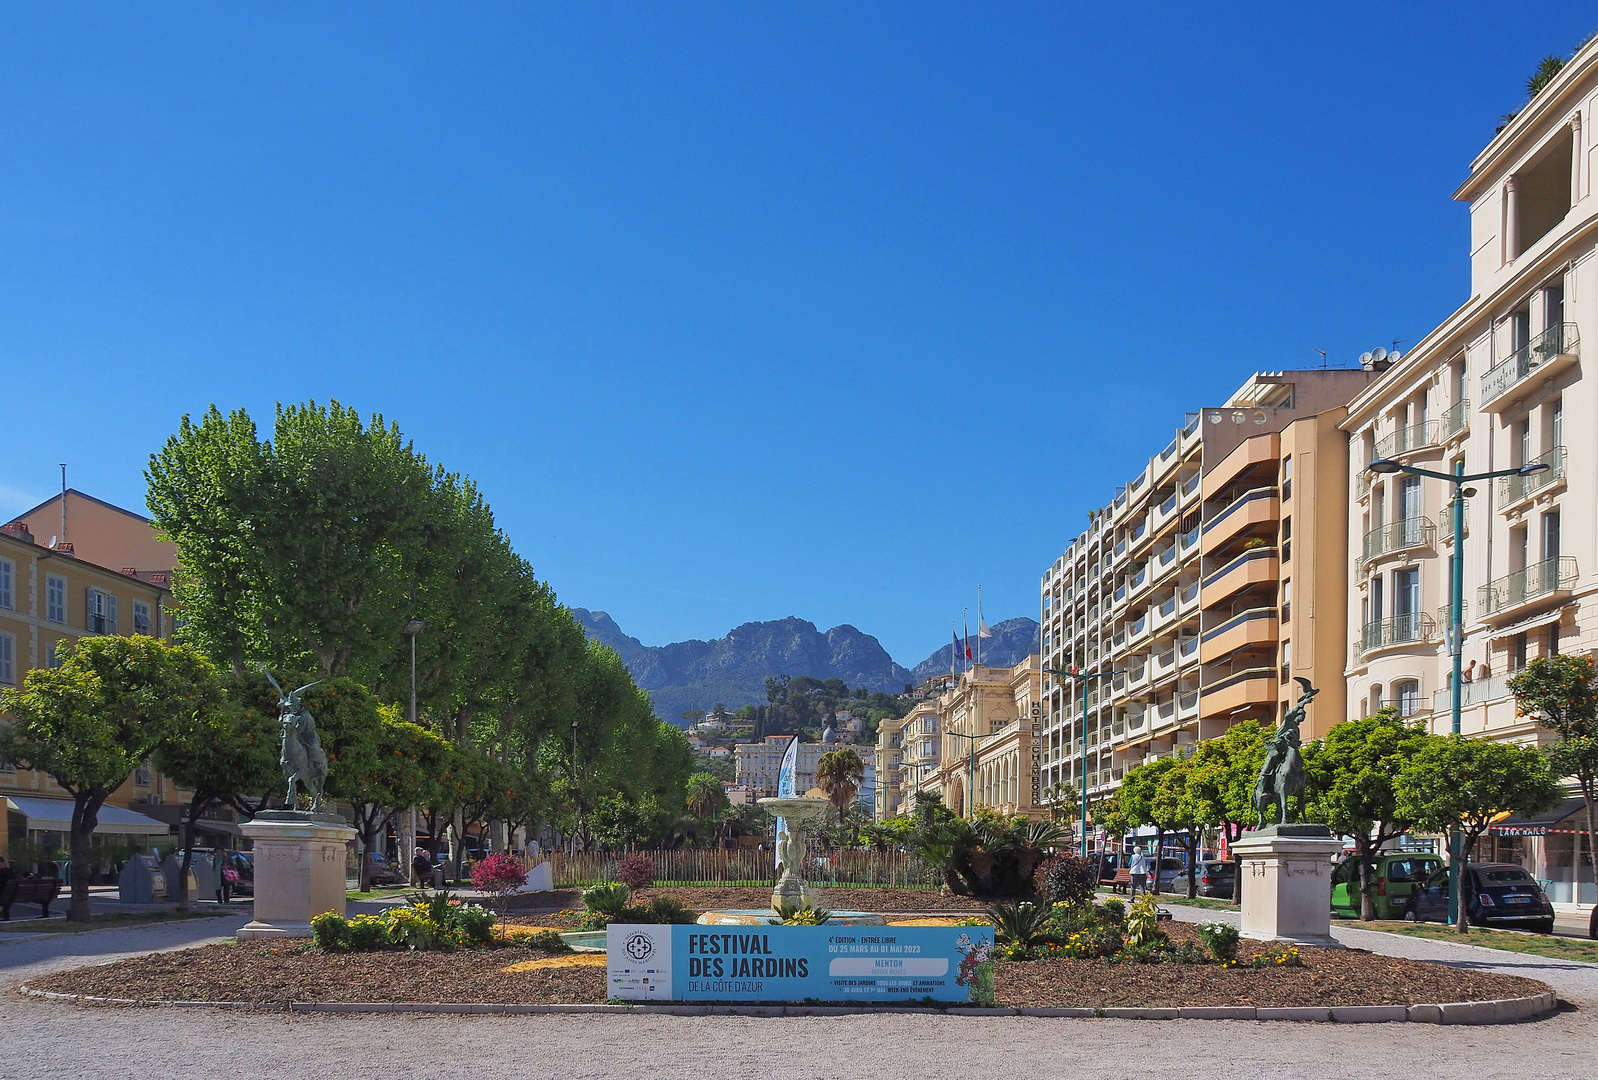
119 854 167 904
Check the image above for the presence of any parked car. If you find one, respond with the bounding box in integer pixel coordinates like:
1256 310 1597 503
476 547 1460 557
226 851 254 897
1330 853 1443 920
363 852 408 887
1404 863 1555 933
1195 859 1237 899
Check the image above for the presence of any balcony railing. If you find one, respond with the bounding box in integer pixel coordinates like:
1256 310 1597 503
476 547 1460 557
1477 557 1577 616
1362 517 1434 565
1202 545 1276 589
1201 666 1276 697
1497 446 1566 504
1200 606 1277 645
1359 612 1436 655
1202 486 1277 536
1373 420 1442 461
1440 399 1469 440
1481 322 1579 406
1431 672 1514 713
1356 471 1370 499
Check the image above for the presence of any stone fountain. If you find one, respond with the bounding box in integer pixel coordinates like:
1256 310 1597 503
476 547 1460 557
694 793 885 926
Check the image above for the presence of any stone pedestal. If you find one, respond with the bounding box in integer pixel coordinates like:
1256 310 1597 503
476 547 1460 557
1234 826 1344 948
237 811 356 940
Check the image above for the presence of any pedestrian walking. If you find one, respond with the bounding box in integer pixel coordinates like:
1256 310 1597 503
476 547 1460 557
1128 847 1150 897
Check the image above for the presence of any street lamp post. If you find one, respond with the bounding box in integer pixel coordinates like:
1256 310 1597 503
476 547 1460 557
1366 456 1548 925
1043 665 1124 857
401 619 425 881
946 729 1002 819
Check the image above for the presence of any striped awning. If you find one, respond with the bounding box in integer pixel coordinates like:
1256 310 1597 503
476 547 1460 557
1486 604 1573 641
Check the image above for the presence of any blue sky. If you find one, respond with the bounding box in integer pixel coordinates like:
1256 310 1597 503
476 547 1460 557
2 4 1593 666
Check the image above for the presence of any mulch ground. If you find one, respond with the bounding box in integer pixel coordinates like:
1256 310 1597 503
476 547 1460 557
24 921 1548 1010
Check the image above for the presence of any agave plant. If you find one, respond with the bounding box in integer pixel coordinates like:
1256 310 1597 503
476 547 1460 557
987 900 1053 947
769 900 832 925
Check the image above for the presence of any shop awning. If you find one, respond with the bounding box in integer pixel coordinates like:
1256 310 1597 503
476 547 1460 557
4 796 173 836
1486 605 1573 641
1490 796 1590 836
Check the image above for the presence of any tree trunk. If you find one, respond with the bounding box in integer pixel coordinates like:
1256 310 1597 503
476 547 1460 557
177 790 211 913
67 792 107 922
1185 833 1199 899
1582 786 1598 904
1358 840 1375 921
1456 831 1471 934
1151 827 1165 895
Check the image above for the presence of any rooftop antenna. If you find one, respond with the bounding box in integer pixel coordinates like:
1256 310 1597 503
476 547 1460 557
59 464 66 545
1313 348 1327 369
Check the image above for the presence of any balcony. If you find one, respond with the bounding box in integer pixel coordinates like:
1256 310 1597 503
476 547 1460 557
1373 420 1442 462
1179 471 1202 505
1201 487 1279 549
1440 399 1469 441
1431 672 1514 713
1356 471 1370 501
1176 635 1199 665
1200 546 1279 608
1481 322 1579 411
1200 606 1278 661
1477 557 1578 618
1497 446 1566 507
1176 690 1199 721
1199 666 1276 719
1359 612 1437 658
1177 525 1201 555
1177 581 1200 615
1362 517 1434 567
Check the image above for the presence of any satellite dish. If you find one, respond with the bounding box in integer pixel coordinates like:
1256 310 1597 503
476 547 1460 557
1360 352 1373 366
1371 347 1388 363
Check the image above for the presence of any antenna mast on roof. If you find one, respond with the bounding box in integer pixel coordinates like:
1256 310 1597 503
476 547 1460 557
59 464 66 544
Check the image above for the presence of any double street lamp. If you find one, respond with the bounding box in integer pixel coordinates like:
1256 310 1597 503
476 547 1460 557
1364 456 1549 923
1043 665 1124 857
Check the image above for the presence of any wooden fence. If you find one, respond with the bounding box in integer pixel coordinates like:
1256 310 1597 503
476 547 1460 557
548 848 940 890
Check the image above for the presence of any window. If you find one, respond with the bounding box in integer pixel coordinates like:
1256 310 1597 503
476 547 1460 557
1510 633 1528 673
133 763 153 786
1281 456 1292 501
1395 680 1420 717
133 600 152 635
1281 516 1291 562
47 639 66 668
0 632 12 685
1280 638 1291 682
86 587 118 634
1280 578 1292 622
46 574 66 623
0 558 11 609
1543 511 1561 562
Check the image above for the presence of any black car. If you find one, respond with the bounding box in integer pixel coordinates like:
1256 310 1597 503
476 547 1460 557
1195 859 1237 899
1405 862 1555 933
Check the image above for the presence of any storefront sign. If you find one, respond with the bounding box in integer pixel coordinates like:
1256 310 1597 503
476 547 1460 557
606 924 995 1004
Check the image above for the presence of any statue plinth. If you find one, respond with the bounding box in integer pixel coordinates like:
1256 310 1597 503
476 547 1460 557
237 811 356 940
1233 825 1343 948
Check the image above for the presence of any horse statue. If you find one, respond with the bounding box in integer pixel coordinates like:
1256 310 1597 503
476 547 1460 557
262 667 328 812
1253 677 1317 827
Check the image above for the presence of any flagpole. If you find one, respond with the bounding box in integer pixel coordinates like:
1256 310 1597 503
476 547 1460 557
976 586 982 666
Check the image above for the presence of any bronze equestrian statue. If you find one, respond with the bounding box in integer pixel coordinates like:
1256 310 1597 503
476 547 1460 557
262 667 328 812
1253 677 1317 826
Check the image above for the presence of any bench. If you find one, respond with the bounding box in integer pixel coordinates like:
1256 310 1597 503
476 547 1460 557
1107 869 1133 894
0 878 63 920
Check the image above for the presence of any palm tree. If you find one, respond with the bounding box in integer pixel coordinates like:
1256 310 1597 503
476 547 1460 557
815 749 866 829
684 772 729 845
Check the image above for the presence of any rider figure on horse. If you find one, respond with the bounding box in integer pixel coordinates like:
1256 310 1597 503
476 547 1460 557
1253 677 1317 826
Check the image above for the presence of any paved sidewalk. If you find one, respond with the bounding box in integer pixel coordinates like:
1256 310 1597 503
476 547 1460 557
3 908 1596 1080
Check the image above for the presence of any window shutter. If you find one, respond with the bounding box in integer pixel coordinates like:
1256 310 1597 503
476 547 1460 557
107 593 118 635
86 587 96 632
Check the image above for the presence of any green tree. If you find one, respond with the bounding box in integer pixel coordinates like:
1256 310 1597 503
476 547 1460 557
1185 720 1267 901
1510 654 1598 911
1395 735 1562 933
1119 756 1195 896
1302 711 1433 920
685 772 731 823
343 706 452 889
0 637 222 921
816 748 866 829
153 675 280 911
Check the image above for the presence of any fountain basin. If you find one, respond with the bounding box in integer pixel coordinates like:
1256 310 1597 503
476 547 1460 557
558 930 608 952
696 909 886 926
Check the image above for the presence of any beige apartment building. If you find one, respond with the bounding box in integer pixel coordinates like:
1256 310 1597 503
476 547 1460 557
734 734 876 804
0 518 180 862
1342 41 1598 904
910 656 1043 821
1036 370 1373 838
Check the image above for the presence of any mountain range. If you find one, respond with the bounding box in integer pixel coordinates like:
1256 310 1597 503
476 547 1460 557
572 609 1039 724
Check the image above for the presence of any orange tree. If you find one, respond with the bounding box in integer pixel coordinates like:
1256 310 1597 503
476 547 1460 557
0 636 222 921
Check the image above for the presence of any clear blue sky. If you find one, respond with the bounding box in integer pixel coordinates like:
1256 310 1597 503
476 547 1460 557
2 4 1592 666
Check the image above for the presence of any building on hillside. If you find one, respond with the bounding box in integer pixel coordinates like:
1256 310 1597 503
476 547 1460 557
734 735 876 805
874 709 909 818
0 520 181 863
13 488 177 586
917 656 1043 820
1341 41 1598 903
1036 370 1374 839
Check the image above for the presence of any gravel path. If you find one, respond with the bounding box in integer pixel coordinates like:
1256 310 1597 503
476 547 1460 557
3 910 1596 1080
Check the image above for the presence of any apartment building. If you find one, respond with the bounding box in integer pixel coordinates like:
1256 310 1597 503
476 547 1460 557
1342 42 1598 903
734 734 877 805
916 656 1043 821
14 488 177 587
0 519 178 861
1036 370 1373 833
875 702 940 818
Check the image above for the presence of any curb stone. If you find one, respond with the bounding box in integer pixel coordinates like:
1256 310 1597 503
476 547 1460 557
13 984 1560 1022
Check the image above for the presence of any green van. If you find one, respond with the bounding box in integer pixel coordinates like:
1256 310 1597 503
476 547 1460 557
1330 853 1443 920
